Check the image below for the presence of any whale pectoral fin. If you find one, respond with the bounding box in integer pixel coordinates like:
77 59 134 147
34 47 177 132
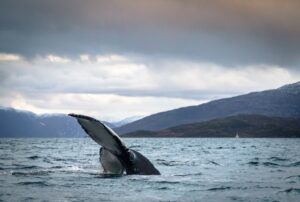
68 113 127 156
69 113 160 175
128 149 160 175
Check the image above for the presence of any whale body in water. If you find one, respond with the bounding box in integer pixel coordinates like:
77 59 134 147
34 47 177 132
69 114 160 175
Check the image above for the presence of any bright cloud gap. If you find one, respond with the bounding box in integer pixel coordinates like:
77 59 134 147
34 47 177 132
0 53 299 121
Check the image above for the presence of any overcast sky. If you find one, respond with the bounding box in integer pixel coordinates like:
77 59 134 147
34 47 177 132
1 0 300 121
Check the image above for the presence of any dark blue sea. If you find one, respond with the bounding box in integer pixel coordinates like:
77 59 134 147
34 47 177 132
0 138 299 201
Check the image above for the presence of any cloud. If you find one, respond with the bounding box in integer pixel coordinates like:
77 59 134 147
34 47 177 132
0 92 202 121
0 53 22 62
2 54 298 98
46 55 70 63
0 0 299 66
1 1 299 120
95 55 128 63
1 53 299 120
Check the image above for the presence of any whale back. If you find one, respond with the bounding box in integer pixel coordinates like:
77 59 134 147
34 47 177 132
127 149 160 175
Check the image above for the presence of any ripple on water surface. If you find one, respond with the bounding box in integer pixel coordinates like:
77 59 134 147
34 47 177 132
0 138 299 201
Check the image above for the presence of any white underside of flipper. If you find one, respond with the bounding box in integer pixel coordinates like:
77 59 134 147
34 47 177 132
100 148 124 174
69 114 127 156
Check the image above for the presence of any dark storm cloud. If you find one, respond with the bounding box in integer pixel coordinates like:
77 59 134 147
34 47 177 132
1 0 300 66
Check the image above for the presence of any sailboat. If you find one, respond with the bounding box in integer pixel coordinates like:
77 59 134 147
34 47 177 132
235 132 239 138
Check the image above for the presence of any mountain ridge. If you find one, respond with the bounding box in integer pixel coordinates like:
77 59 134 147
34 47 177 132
116 82 300 134
1 81 300 138
0 108 85 138
0 107 141 137
122 114 300 138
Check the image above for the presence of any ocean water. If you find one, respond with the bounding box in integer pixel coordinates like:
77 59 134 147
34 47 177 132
0 138 299 202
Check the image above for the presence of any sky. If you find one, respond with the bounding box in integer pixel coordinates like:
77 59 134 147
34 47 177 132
0 0 300 121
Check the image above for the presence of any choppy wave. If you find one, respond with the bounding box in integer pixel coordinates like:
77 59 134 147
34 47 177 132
207 186 231 191
27 155 40 160
280 188 300 194
156 159 198 166
156 159 182 166
286 175 300 179
207 160 220 166
267 157 288 161
12 170 53 176
247 159 300 168
247 161 260 166
174 172 202 177
288 161 300 167
262 162 280 167
16 181 52 187
10 165 43 170
0 138 299 201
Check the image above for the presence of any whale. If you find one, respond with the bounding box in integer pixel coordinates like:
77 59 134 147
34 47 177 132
69 114 160 175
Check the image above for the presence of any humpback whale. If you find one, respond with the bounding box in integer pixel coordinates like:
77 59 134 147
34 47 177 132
69 114 160 175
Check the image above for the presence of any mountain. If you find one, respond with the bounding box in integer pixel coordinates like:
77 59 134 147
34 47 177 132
116 82 300 134
123 114 300 138
102 121 116 129
0 107 85 138
0 107 141 137
112 116 144 127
